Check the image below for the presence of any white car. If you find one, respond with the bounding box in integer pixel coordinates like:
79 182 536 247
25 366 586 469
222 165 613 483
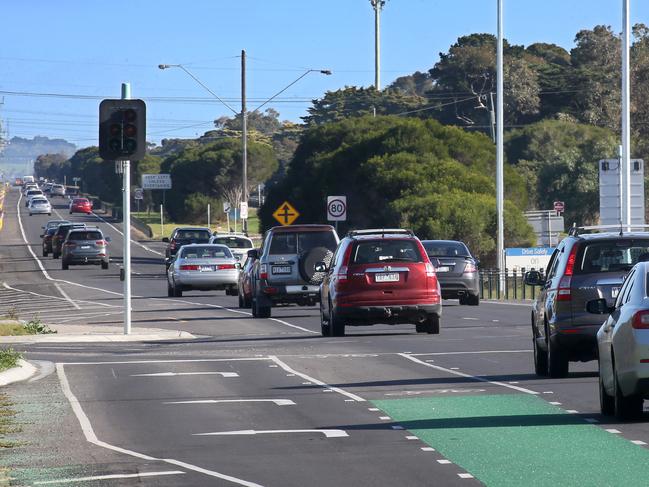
25 189 45 206
167 244 240 297
209 233 254 262
589 260 649 420
28 197 52 216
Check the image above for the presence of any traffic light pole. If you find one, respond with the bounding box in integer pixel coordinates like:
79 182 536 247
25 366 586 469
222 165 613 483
121 82 132 335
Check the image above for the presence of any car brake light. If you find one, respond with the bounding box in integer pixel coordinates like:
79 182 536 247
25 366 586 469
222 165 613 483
217 264 236 270
633 310 649 329
260 263 268 280
425 262 436 277
96 240 105 245
556 276 572 301
564 245 579 276
180 265 199 271
64 242 76 247
464 262 477 273
170 241 176 250
337 265 349 280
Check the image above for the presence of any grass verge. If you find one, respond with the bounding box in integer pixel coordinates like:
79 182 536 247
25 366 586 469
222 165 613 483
0 318 56 337
0 348 21 372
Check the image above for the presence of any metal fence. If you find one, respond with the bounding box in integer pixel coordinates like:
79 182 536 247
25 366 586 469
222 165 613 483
479 268 543 301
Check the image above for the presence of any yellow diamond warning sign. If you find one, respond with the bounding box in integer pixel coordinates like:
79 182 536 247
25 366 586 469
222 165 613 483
273 201 300 226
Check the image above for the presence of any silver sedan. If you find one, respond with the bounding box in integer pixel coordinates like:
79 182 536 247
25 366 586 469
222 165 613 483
589 260 649 420
167 244 239 297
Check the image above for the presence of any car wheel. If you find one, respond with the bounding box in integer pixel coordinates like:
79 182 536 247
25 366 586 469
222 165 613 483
53 251 59 260
533 334 548 376
167 282 174 297
459 295 468 305
424 315 440 334
329 303 345 337
62 260 69 270
599 360 614 416
254 297 271 318
69 211 72 215
546 328 569 378
320 303 330 337
467 293 480 306
614 364 643 420
29 213 32 216
42 248 48 257
173 284 183 298
101 261 109 270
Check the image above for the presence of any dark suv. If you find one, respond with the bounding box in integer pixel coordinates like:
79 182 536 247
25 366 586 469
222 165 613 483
249 224 339 318
163 227 211 268
525 227 649 377
52 223 86 259
319 229 442 337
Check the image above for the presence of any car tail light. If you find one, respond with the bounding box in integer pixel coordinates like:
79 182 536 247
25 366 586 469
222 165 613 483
338 243 355 281
64 242 76 247
217 264 236 270
96 240 106 245
425 262 436 277
260 263 268 280
263 287 278 294
170 241 176 250
632 310 649 329
556 245 579 301
180 265 199 271
464 262 477 273
337 266 349 281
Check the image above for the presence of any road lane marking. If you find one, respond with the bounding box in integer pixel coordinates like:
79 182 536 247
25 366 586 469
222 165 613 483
385 389 487 396
269 355 366 402
56 364 265 487
379 416 392 420
61 357 269 365
165 399 296 406
398 353 539 395
410 350 532 356
606 429 622 434
437 459 452 464
34 471 186 484
421 447 435 451
566 410 579 414
194 429 349 438
633 440 647 445
130 371 239 377
458 473 475 479
406 435 418 440
54 282 81 310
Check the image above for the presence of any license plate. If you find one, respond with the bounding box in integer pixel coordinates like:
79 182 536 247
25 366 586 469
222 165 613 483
81 245 90 249
612 287 621 298
436 266 450 272
272 266 291 274
200 265 214 272
375 272 400 282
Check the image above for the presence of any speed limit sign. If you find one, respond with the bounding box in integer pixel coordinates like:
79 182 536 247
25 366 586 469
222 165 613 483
327 195 347 222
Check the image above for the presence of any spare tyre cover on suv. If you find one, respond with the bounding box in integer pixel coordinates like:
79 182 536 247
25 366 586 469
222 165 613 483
299 246 333 285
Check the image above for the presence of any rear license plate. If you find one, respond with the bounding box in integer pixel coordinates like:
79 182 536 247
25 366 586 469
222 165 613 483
612 287 621 298
436 266 450 272
375 272 400 282
272 266 292 274
200 265 214 272
81 245 90 249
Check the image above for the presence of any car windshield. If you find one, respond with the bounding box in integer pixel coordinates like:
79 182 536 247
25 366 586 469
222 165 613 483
68 231 102 241
352 240 423 264
576 240 649 274
175 230 211 241
268 231 337 255
180 246 232 259
423 241 470 257
212 237 253 249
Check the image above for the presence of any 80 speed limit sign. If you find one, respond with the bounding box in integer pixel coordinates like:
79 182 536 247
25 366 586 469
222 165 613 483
327 195 347 222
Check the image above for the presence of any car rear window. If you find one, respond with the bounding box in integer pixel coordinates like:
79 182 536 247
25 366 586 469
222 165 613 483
73 198 88 203
423 241 470 257
577 240 649 274
268 231 337 255
175 230 211 240
212 236 253 249
351 239 423 264
180 246 232 259
68 231 102 241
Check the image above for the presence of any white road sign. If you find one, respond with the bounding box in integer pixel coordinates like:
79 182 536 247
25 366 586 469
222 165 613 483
223 202 231 213
327 196 347 222
240 201 249 220
142 173 172 190
133 188 144 200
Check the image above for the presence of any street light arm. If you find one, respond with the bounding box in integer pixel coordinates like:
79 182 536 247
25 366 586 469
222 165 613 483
251 69 331 113
159 64 238 115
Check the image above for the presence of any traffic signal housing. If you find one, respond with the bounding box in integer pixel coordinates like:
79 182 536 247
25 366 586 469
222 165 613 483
99 99 146 161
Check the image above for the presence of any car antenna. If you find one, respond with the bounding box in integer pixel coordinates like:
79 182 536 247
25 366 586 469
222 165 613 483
619 219 623 237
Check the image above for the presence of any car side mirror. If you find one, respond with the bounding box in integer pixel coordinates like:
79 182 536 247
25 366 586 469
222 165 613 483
586 298 614 315
105 236 111 243
524 270 546 286
39 234 44 238
475 259 480 267
236 262 242 270
247 249 259 260
162 237 170 243
314 261 329 273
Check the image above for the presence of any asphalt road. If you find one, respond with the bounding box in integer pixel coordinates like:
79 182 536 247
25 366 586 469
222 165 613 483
4 187 649 486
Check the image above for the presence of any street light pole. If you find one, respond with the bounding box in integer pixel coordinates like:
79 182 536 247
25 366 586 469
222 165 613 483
242 50 248 233
496 0 505 285
370 0 385 90
622 0 632 229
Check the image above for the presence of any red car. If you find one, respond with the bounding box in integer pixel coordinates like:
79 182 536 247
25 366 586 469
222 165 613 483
69 198 92 215
238 250 257 308
319 229 442 337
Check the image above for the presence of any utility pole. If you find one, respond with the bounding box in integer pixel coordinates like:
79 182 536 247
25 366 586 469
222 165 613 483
496 0 505 286
370 0 385 90
241 49 248 233
121 82 132 335
622 0 632 229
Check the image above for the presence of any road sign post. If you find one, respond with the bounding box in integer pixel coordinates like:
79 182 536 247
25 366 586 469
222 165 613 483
272 201 300 226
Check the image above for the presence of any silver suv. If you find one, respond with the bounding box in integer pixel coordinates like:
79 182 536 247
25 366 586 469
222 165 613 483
249 224 339 318
61 227 110 270
525 226 649 377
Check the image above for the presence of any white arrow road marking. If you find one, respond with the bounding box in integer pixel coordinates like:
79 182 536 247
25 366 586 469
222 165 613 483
130 372 239 377
195 429 349 438
165 399 295 406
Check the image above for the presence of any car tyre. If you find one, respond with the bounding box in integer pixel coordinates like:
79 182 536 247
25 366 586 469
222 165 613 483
599 361 614 416
29 212 32 216
320 304 330 337
613 365 643 420
167 282 174 297
101 261 109 270
329 303 345 337
533 335 548 376
173 283 183 298
546 330 569 378
467 293 480 306
425 315 440 334
43 248 48 257
459 295 468 305
253 296 271 318
53 251 59 260
62 260 69 270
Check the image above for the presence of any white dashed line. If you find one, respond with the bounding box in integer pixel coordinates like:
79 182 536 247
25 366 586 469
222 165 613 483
458 473 475 479
549 402 562 405
606 429 621 434
421 447 435 452
437 459 452 464
379 416 391 420
632 440 647 445
566 410 578 414
368 408 380 411
406 436 418 440
543 391 554 394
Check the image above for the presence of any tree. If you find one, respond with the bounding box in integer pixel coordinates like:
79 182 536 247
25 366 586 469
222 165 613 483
388 71 434 97
34 153 69 181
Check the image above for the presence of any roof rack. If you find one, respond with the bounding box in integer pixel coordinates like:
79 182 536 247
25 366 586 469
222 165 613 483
568 223 649 237
347 228 415 238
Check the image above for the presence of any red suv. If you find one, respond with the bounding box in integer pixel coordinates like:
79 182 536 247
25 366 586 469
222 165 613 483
70 198 92 215
319 229 442 337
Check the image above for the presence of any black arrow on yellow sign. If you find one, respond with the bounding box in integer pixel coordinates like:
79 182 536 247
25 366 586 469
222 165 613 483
272 201 300 226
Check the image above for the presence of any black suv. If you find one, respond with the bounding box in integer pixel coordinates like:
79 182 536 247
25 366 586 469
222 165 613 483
249 224 339 318
525 227 649 377
162 227 211 268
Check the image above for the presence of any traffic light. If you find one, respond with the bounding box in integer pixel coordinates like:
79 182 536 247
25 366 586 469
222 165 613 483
99 99 146 161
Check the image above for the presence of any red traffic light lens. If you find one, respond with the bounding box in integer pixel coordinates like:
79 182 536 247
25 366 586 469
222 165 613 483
124 109 137 123
124 124 137 137
109 124 121 136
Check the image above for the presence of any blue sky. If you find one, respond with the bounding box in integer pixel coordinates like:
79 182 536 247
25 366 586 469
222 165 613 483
0 0 647 148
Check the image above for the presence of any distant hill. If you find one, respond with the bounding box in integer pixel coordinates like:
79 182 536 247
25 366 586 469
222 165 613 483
0 136 76 178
